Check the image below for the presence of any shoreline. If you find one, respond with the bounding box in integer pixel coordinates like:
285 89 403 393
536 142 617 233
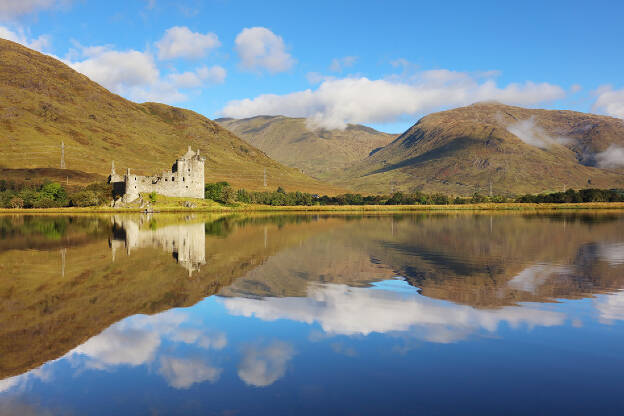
2 202 624 214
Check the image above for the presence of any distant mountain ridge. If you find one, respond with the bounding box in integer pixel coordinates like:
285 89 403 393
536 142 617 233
216 115 396 179
333 103 624 195
0 38 343 194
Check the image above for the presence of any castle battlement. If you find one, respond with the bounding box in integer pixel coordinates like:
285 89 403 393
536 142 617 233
109 146 205 202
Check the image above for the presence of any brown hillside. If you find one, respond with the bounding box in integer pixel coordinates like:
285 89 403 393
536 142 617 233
0 39 343 194
335 103 624 195
216 115 396 179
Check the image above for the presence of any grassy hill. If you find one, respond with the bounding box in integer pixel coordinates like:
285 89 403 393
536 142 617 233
0 39 344 194
334 103 624 195
0 167 106 190
216 115 396 179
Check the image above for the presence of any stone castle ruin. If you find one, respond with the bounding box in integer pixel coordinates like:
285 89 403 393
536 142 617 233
109 146 205 202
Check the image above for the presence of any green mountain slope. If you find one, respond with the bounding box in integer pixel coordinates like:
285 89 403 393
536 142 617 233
0 39 344 194
216 115 396 179
335 103 624 195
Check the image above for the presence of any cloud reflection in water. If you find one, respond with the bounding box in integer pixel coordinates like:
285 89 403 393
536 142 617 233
222 280 566 343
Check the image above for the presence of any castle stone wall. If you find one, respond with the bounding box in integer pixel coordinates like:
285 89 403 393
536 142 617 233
109 147 205 202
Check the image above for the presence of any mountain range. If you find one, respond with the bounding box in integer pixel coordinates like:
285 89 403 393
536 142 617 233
222 103 624 195
2 37 624 196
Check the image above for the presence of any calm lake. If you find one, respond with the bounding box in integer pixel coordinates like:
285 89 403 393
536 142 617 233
1 212 624 415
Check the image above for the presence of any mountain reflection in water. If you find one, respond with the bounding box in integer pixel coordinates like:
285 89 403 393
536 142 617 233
1 213 624 415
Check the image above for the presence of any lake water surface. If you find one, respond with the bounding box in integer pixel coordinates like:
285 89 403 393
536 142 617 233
1 212 624 415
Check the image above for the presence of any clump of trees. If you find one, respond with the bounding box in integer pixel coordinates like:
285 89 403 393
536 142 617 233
4 179 623 209
203 183 624 207
515 188 624 203
0 180 112 208
203 183 478 206
206 183 315 206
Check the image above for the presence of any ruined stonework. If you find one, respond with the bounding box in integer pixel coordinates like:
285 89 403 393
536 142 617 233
109 215 206 276
109 146 205 202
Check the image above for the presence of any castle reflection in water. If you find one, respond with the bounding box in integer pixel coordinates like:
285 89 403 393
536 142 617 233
109 215 206 276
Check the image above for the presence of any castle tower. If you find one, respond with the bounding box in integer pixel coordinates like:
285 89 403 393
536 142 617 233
124 168 140 202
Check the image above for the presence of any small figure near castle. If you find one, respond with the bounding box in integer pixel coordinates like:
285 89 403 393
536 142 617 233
109 146 205 203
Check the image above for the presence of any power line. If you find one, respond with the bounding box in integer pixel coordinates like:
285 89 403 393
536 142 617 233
60 141 66 169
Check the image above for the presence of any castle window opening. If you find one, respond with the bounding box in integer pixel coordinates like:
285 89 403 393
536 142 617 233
182 177 185 181
172 177 175 181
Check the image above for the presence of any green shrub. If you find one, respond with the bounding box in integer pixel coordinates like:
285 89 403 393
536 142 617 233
470 193 488 203
8 197 24 209
205 182 232 203
33 196 58 208
221 186 236 204
431 193 450 205
70 190 100 207
236 189 252 203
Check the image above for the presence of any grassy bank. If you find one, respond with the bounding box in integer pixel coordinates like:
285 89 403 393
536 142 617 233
2 201 624 214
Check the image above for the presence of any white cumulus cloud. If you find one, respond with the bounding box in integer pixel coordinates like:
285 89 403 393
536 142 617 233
156 26 220 60
65 29 227 103
72 324 162 369
158 356 222 389
592 85 624 119
507 264 572 293
329 56 357 73
69 47 159 92
169 65 226 88
223 282 565 342
507 117 574 149
221 72 565 129
69 311 184 370
235 27 295 73
237 340 295 387
595 144 624 169
66 45 187 103
170 328 227 350
0 25 50 51
0 0 69 20
595 291 624 323
0 366 51 394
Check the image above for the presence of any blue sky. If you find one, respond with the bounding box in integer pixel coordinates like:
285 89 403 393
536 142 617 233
1 0 623 132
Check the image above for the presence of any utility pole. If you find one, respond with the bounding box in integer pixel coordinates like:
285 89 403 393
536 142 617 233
263 168 267 188
60 141 66 169
60 248 66 277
